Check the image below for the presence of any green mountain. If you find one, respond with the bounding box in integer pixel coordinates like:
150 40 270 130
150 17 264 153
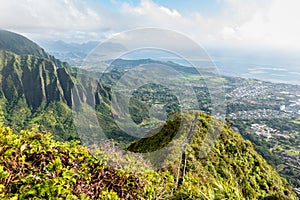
0 30 133 143
0 50 73 108
0 30 297 199
0 30 49 59
0 112 297 199
0 30 100 141
127 111 297 199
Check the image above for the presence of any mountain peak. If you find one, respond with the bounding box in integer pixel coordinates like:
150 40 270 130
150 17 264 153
0 30 49 59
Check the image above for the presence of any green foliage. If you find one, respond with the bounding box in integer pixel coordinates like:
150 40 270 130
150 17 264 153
0 39 76 141
0 33 297 198
127 112 182 153
0 99 6 122
128 111 297 199
0 110 297 199
29 101 78 141
0 125 144 199
5 98 31 129
234 118 300 187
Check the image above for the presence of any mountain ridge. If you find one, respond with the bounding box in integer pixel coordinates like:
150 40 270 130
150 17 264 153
0 30 104 140
0 111 297 199
0 29 49 59
0 29 298 199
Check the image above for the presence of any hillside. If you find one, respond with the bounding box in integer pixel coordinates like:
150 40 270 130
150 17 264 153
0 48 77 140
0 111 297 199
0 30 298 199
0 30 49 59
0 49 114 141
127 111 297 199
0 30 143 144
0 30 103 141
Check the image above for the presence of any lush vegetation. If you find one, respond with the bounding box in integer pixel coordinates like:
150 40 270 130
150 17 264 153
0 49 81 141
234 118 300 187
0 111 297 199
0 29 298 199
128 111 297 199
0 125 144 199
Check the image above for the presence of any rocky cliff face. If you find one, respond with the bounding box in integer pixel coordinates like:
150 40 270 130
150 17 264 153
0 30 105 140
0 51 77 109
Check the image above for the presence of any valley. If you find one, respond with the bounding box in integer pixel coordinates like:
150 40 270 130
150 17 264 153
73 56 300 189
0 29 299 199
2 0 300 198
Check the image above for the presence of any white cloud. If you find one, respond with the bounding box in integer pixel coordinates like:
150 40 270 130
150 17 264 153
118 0 185 29
0 0 102 30
121 0 181 18
0 0 106 41
218 0 300 48
1 0 300 49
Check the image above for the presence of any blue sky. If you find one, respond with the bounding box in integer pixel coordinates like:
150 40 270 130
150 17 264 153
102 0 223 15
1 0 300 50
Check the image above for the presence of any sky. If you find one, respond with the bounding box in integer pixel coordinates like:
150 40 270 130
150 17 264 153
1 0 300 51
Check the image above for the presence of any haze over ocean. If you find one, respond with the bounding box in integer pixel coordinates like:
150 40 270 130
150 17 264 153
122 48 300 85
